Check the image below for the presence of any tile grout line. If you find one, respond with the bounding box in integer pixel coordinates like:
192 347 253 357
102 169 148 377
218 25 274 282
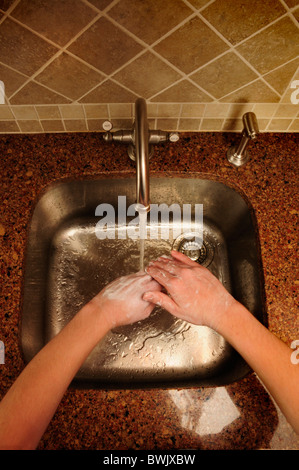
265 64 299 132
196 11 284 100
0 1 298 132
0 0 21 25
6 10 105 102
2 3 295 106
277 0 299 28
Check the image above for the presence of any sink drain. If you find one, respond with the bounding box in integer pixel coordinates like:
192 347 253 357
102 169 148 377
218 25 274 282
172 232 214 267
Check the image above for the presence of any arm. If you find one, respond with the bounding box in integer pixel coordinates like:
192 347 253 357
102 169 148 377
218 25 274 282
144 251 299 435
0 272 160 449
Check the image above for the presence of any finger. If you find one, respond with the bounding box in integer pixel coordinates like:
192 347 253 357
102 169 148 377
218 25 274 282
145 279 162 292
146 265 176 288
156 255 185 266
143 291 178 315
170 250 199 267
149 259 182 277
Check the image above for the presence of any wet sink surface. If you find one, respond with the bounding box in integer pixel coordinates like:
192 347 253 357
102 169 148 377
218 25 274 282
21 177 265 389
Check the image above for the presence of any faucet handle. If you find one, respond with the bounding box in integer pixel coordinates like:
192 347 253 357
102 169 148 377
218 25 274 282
102 120 113 131
169 132 180 142
149 130 179 144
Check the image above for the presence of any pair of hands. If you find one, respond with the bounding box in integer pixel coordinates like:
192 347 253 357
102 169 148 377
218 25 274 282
90 250 237 331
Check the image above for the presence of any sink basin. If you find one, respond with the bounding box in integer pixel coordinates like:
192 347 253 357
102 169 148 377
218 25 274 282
21 177 265 389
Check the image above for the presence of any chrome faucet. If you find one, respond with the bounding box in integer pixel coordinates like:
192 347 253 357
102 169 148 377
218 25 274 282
133 97 150 210
103 98 179 211
227 112 259 167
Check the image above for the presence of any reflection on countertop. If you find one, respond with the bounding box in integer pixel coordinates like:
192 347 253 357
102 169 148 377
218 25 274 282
0 131 298 450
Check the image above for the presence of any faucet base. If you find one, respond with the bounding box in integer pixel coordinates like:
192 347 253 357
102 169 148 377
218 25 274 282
128 143 154 161
227 146 249 167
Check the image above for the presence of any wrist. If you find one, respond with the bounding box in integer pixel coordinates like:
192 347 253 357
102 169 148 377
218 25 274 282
78 300 112 342
215 299 251 338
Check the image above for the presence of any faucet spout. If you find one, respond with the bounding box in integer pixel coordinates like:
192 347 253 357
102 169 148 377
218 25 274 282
102 98 180 209
134 98 150 211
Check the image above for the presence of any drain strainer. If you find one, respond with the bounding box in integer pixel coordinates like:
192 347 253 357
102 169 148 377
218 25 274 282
172 232 214 267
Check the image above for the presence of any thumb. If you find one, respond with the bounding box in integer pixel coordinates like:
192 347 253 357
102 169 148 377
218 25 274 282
143 291 177 315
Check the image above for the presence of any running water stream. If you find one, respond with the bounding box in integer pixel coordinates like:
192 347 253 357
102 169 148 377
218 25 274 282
137 207 147 271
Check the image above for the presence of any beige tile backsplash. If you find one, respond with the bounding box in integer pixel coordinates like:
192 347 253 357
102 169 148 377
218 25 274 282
0 0 298 133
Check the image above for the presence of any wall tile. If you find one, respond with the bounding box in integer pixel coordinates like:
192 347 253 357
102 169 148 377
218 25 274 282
13 105 38 119
0 120 19 132
108 0 192 45
223 118 243 131
10 81 71 105
154 16 228 73
64 119 87 131
289 119 299 131
187 0 213 9
263 58 299 95
178 118 201 130
80 80 137 103
254 119 270 131
156 104 181 118
284 0 299 7
0 63 28 99
87 0 115 10
11 0 97 46
204 103 230 118
41 120 64 132
155 118 178 130
35 53 105 100
153 80 212 102
0 0 297 133
84 104 108 119
87 119 107 131
228 103 254 117
36 105 61 119
200 118 223 130
201 0 285 45
110 103 132 118
274 104 298 117
191 52 258 99
59 104 85 119
0 0 15 11
113 52 182 98
268 118 292 131
236 17 299 75
252 103 278 118
0 106 13 119
0 18 58 75
220 80 280 103
17 120 43 132
68 17 143 75
181 104 205 117
108 118 133 130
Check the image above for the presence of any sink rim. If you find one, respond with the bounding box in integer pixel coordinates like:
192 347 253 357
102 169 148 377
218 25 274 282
20 176 267 389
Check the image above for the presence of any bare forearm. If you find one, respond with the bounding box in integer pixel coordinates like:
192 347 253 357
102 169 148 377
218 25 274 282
0 303 110 449
217 302 299 434
0 272 159 449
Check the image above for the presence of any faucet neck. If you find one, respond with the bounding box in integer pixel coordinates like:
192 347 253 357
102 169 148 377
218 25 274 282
135 98 150 211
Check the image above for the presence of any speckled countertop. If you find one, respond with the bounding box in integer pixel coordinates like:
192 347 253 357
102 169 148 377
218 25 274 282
0 131 298 450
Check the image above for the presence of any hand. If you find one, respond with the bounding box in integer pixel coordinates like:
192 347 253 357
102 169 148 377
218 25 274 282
143 250 237 330
89 272 161 329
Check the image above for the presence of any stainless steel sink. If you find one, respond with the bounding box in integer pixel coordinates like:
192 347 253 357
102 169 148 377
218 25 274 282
21 177 265 389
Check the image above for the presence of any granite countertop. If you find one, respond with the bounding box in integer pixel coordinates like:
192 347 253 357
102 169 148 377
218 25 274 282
0 131 298 450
